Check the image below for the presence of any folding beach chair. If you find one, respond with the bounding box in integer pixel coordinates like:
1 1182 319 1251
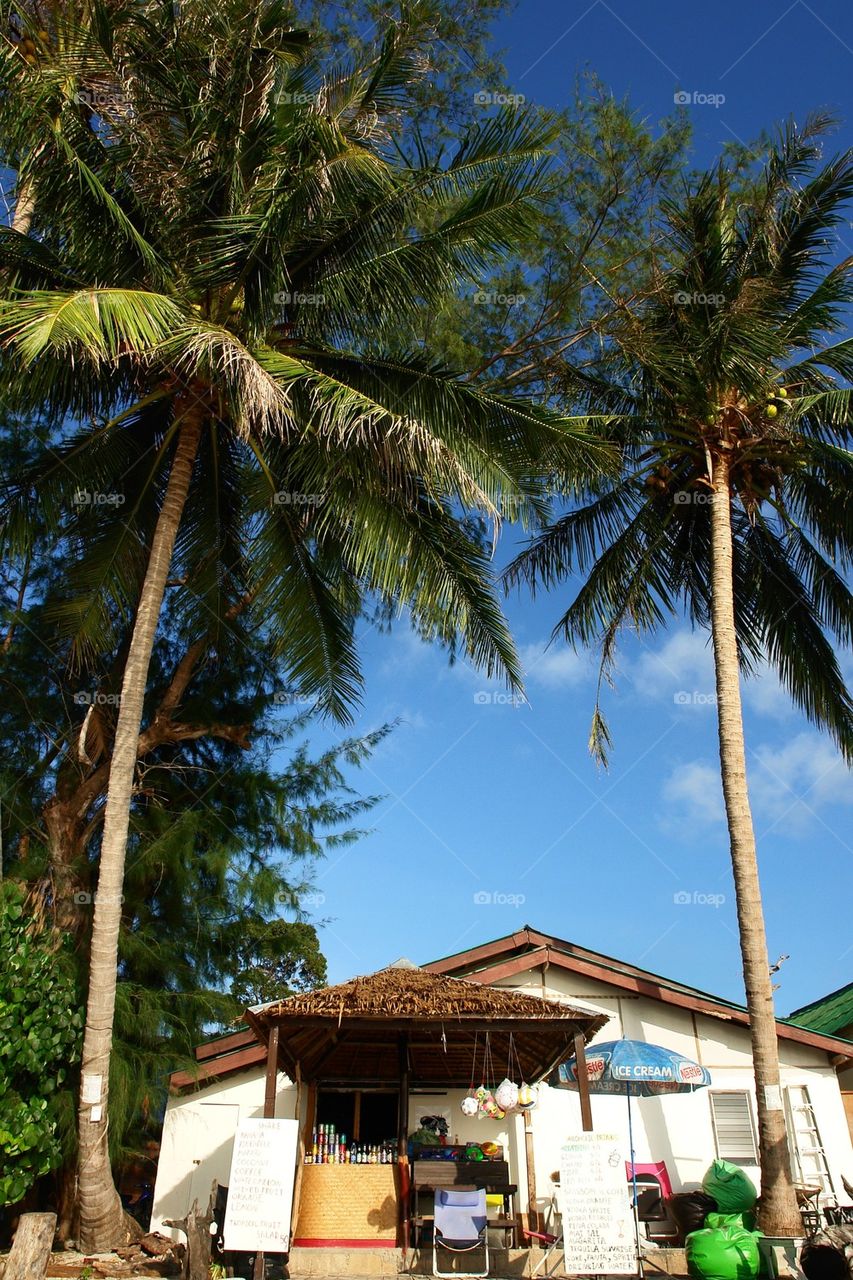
433 1187 490 1278
522 1181 563 1278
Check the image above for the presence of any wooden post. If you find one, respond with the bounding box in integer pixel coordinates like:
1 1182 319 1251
290 1072 315 1246
264 1023 280 1118
253 1024 280 1280
4 1212 56 1280
574 1031 594 1132
524 1110 539 1235
398 1033 411 1255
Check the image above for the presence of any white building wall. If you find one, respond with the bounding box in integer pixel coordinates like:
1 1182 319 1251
485 969 853 1213
151 1066 298 1238
151 965 853 1233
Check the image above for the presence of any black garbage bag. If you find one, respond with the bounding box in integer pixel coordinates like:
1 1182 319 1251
668 1191 719 1240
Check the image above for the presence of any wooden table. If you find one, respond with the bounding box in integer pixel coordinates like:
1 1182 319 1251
411 1160 518 1247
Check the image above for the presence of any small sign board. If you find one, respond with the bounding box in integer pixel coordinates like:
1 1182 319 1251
558 1132 637 1275
223 1117 299 1253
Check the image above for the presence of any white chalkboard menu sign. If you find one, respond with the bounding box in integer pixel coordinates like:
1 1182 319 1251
223 1117 299 1253
558 1132 637 1275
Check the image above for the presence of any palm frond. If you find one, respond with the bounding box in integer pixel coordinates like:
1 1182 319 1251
0 289 185 364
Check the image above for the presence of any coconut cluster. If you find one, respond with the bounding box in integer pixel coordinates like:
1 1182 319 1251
13 30 49 64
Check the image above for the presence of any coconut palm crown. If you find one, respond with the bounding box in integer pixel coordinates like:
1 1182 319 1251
0 0 605 713
509 114 853 765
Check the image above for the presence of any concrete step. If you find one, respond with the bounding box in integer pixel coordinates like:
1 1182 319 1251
286 1243 691 1279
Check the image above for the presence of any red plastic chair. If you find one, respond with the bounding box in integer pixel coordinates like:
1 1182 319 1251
625 1161 673 1199
625 1162 678 1243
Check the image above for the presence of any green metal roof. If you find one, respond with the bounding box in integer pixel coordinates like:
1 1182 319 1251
788 981 853 1036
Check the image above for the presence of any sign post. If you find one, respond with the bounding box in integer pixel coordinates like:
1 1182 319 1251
558 1132 638 1276
223 1117 299 1257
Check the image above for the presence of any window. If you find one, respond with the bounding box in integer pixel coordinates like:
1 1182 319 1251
709 1091 758 1163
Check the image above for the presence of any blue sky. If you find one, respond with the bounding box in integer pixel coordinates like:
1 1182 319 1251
297 0 853 1016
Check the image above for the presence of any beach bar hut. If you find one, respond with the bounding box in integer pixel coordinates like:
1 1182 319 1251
245 962 606 1254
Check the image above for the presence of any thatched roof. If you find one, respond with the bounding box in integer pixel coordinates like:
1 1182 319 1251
247 963 607 1086
253 962 599 1023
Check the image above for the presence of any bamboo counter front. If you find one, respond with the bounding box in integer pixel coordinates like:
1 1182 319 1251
293 1164 399 1247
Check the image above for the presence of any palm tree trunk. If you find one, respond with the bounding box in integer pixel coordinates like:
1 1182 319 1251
76 398 205 1252
12 177 35 236
709 448 801 1237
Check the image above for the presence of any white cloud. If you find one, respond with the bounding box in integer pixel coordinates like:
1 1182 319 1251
661 760 725 828
629 629 835 727
378 625 434 678
659 733 852 840
742 668 793 720
631 630 716 705
749 732 853 834
518 641 588 690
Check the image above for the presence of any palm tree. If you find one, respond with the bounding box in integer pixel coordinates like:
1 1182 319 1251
507 116 853 1236
0 0 605 1248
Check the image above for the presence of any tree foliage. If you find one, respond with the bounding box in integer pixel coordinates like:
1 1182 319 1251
0 533 387 1163
0 0 611 722
228 919 328 1007
0 882 82 1206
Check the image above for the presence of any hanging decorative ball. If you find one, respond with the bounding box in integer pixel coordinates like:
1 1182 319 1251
461 1094 479 1117
517 1083 538 1110
495 1078 519 1113
483 1095 505 1120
